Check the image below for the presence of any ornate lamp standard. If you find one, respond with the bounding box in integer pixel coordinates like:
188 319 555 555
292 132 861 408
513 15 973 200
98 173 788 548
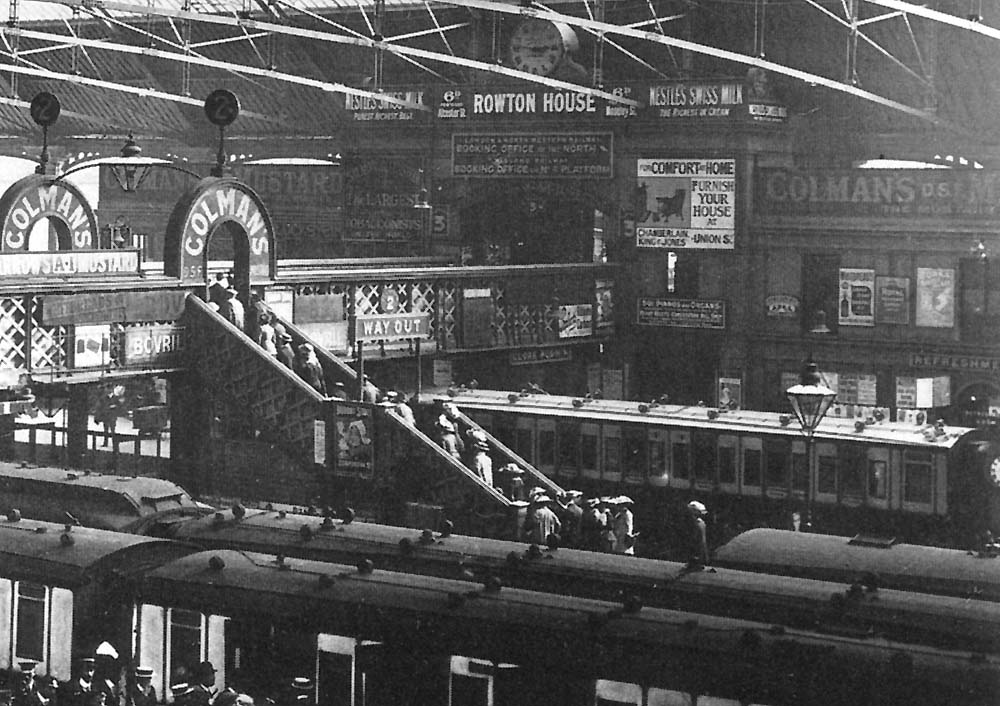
786 359 836 526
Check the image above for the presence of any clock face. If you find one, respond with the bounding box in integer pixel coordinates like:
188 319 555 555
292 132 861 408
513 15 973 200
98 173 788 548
509 19 566 76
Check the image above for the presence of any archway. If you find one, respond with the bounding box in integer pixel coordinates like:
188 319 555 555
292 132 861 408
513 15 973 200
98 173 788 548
953 381 1000 428
163 175 276 308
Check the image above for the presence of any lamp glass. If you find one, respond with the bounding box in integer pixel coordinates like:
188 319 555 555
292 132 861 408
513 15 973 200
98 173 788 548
786 362 836 434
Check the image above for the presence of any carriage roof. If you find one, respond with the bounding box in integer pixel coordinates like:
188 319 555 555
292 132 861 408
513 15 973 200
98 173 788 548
0 515 189 587
715 528 1000 601
437 390 973 449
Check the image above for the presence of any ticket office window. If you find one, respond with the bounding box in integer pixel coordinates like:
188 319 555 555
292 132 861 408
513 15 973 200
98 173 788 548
515 418 535 466
537 420 556 475
764 438 790 499
902 449 934 512
741 437 762 496
814 443 839 505
557 420 579 479
602 424 622 482
580 423 601 479
648 429 669 485
717 435 738 494
866 447 889 509
670 430 692 489
692 431 716 491
622 426 647 484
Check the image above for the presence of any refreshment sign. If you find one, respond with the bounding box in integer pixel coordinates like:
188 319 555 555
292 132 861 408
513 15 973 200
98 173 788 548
124 325 185 365
636 159 736 249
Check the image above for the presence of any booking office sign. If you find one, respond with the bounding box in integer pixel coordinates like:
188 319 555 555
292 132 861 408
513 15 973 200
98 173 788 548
636 159 736 249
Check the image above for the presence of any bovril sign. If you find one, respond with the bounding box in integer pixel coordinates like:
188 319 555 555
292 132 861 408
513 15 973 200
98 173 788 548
124 325 185 365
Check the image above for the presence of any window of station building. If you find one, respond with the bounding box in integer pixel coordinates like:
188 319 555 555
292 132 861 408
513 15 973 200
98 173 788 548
667 252 700 296
800 254 841 335
959 257 1000 342
15 581 46 662
903 450 934 505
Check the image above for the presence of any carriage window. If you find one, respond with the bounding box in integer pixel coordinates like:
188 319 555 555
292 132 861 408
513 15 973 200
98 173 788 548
743 448 761 486
840 447 865 502
558 421 578 472
539 428 556 468
15 582 46 662
604 436 621 475
693 432 715 485
672 438 690 480
718 445 736 484
623 428 646 482
649 437 667 479
868 460 888 500
903 450 934 504
581 429 598 471
817 454 837 495
169 608 203 685
764 439 789 490
596 680 641 705
495 419 516 451
792 448 808 493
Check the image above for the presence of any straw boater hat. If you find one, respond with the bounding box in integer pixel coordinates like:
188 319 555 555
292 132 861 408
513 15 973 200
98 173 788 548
532 495 553 504
687 500 707 515
436 416 455 432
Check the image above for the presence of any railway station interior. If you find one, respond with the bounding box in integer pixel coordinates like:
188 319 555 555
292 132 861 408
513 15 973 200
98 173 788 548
0 0 994 528
1 1 1000 703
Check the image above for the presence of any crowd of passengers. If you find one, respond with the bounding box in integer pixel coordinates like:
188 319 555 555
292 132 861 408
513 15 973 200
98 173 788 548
4 653 313 706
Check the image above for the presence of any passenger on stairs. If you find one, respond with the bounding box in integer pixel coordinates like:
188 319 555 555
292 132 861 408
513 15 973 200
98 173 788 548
276 333 295 369
386 390 415 425
258 314 277 357
293 343 327 395
330 381 350 400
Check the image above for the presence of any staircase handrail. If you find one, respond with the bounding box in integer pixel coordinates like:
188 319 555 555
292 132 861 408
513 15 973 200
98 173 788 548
450 409 563 497
185 295 328 402
377 404 512 506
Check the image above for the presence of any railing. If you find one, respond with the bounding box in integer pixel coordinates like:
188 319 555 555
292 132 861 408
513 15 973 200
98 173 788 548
9 418 170 475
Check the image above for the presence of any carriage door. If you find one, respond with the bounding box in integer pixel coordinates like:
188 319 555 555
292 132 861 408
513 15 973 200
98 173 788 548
740 436 763 497
580 422 601 479
717 435 738 496
648 428 669 486
317 634 354 706
814 441 839 508
669 429 692 490
537 419 557 478
622 426 647 486
514 417 536 466
602 424 622 483
866 447 890 510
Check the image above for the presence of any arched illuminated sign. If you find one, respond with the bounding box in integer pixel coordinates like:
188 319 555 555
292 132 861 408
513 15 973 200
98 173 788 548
164 176 275 284
0 174 98 251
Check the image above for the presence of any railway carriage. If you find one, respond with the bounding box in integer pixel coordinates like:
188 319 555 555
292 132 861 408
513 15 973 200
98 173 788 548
714 528 1000 601
175 508 1000 654
0 463 212 534
0 514 191 680
435 389 1000 550
1 516 998 706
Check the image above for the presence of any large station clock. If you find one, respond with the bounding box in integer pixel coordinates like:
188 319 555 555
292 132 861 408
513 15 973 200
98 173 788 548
508 18 579 77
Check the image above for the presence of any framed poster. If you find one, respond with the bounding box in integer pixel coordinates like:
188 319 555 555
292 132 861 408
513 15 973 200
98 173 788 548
875 276 909 324
916 268 955 328
838 269 875 327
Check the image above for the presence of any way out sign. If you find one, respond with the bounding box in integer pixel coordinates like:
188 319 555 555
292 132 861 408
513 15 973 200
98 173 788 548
353 312 432 343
